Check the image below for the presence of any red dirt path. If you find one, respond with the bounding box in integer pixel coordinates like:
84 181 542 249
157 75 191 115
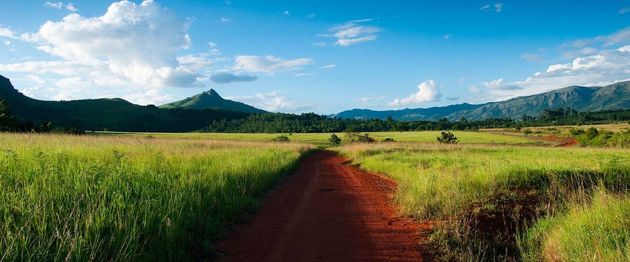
217 151 431 261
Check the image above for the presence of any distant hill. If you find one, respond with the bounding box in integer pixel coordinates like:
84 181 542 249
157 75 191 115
160 89 266 113
336 81 630 121
0 75 249 132
335 103 482 121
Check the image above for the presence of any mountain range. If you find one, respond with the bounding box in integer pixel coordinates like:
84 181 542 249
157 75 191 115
0 74 250 132
1 72 630 132
335 81 630 121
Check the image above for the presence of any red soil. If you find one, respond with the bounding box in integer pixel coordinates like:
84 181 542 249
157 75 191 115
540 135 578 147
217 151 431 261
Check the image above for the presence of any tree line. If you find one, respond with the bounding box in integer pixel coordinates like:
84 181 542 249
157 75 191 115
204 108 630 133
0 99 84 134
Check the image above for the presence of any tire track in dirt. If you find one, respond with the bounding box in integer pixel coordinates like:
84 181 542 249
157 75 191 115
217 150 431 261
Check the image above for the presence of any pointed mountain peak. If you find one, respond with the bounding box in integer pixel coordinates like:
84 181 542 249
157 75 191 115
160 87 266 113
204 89 221 98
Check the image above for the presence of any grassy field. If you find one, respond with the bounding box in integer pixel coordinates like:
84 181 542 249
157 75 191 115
0 134 311 261
3 130 627 260
483 123 630 148
482 123 630 136
97 130 536 146
339 143 630 260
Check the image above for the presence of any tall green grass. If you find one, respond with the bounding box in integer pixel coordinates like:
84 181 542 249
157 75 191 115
520 190 630 262
0 134 311 261
340 143 630 260
341 143 630 219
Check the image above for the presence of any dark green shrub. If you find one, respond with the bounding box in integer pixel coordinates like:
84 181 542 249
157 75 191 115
584 127 599 140
569 128 584 136
437 131 458 144
344 132 375 143
329 133 341 145
272 135 290 143
382 138 395 142
356 133 375 143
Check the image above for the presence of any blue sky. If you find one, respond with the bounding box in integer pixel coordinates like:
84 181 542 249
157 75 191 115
0 0 629 114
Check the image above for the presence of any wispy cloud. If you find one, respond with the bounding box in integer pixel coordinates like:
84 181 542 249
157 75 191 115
521 53 542 62
45 1 78 12
620 7 630 14
217 17 231 23
233 55 312 74
320 19 382 47
0 25 16 39
228 92 316 113
494 3 503 12
319 64 336 69
210 72 257 84
480 3 503 13
293 72 315 77
359 95 386 106
470 79 522 93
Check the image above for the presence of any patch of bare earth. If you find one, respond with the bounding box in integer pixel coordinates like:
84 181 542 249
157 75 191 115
539 135 578 147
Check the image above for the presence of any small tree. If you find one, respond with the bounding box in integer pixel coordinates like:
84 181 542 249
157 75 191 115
437 131 458 144
356 133 375 143
584 127 599 140
0 98 8 118
272 135 290 143
329 133 341 145
0 98 16 131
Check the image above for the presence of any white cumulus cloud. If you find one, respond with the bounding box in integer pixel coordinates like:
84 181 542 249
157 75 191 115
390 80 442 107
0 0 215 104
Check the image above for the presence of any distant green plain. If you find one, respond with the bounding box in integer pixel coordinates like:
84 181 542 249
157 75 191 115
96 130 536 146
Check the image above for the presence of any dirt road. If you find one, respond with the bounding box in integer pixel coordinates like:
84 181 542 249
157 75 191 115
217 151 430 261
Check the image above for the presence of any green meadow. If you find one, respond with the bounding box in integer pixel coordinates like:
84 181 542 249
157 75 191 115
98 130 535 146
339 143 630 260
0 134 311 261
1 130 628 261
